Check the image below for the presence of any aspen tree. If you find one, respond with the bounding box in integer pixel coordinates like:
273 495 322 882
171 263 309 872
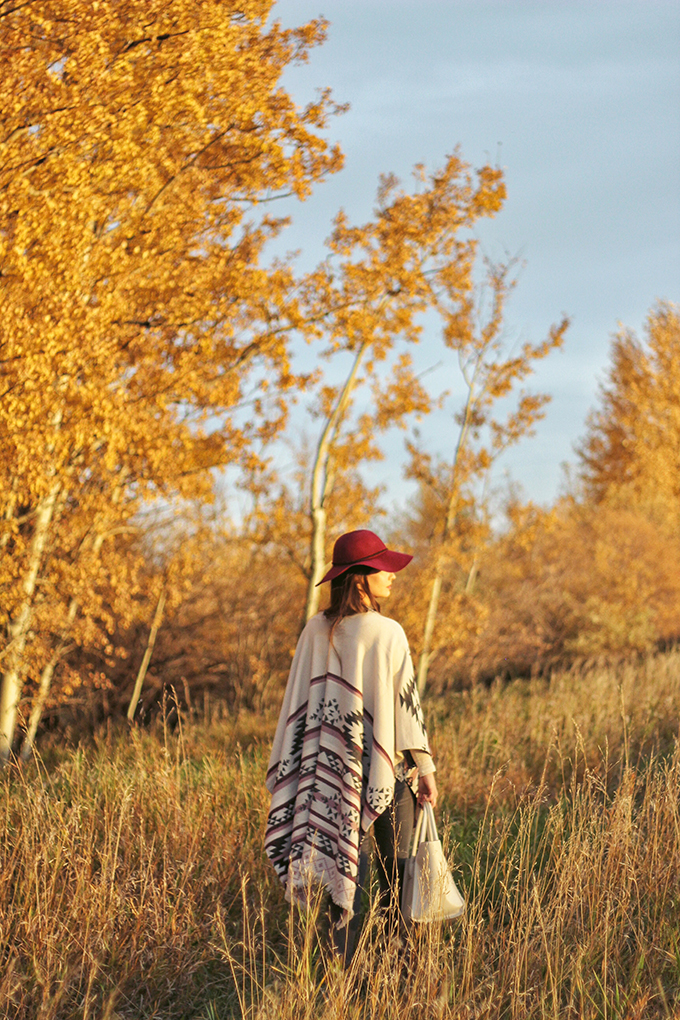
578 302 680 517
301 155 507 618
0 0 343 759
0 484 61 761
449 303 680 679
16 517 140 759
408 263 569 693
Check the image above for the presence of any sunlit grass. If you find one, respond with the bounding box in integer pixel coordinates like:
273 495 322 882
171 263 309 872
2 650 680 1018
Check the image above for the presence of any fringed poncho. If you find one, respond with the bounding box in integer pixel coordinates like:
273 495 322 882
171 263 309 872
264 611 430 914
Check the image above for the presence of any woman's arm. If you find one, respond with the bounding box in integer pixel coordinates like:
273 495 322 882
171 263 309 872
417 772 438 808
411 748 438 807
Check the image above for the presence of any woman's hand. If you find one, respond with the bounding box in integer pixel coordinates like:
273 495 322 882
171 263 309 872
417 773 438 808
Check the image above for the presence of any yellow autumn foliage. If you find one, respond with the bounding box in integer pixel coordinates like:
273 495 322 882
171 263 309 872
579 301 680 519
419 304 680 685
0 0 344 756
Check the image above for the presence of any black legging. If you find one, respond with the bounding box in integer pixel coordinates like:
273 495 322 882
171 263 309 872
330 779 415 965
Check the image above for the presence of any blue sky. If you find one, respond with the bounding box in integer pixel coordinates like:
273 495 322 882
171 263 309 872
261 0 680 512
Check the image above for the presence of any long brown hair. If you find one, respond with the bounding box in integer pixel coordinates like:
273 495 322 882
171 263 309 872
324 567 380 645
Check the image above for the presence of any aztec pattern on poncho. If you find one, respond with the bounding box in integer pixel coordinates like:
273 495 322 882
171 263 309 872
264 611 430 914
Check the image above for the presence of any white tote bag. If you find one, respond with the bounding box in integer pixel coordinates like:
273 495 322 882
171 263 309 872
402 802 465 922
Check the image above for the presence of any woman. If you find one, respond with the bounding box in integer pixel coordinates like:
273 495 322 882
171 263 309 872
264 529 437 964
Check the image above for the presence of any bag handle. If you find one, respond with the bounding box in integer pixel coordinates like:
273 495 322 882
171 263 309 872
410 801 440 855
423 801 439 842
410 806 425 856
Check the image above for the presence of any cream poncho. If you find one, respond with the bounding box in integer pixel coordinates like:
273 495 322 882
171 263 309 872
264 610 430 913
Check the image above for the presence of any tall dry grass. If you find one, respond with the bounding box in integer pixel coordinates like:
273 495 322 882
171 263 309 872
2 651 680 1019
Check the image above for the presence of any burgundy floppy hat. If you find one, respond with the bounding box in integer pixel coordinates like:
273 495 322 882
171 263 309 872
316 529 413 585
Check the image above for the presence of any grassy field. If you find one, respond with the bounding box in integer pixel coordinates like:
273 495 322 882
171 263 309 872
2 650 680 1019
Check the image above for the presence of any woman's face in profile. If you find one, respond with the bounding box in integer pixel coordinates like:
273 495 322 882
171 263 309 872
366 570 397 601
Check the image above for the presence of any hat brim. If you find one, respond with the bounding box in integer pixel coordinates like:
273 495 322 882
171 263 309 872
317 549 413 585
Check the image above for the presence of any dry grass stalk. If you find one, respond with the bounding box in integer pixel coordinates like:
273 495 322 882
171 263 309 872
1 650 679 1018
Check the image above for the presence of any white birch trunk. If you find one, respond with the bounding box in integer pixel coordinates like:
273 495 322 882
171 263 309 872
1 490 17 551
0 481 61 764
416 571 443 694
127 587 167 722
16 527 118 760
304 341 369 623
416 362 480 695
304 505 328 621
19 597 78 763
